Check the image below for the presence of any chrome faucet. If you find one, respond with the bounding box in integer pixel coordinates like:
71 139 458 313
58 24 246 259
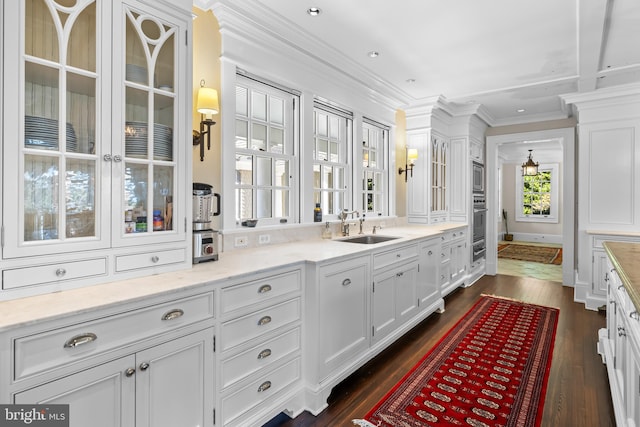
372 225 382 234
339 209 359 236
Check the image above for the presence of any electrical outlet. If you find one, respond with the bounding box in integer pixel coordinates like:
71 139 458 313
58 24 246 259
234 236 248 247
258 234 271 244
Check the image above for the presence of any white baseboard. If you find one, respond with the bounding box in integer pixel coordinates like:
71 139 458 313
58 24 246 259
499 232 562 245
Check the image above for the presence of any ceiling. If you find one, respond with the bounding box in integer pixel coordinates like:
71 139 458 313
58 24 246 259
199 0 640 126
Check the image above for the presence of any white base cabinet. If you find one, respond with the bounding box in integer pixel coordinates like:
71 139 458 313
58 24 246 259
440 227 468 297
599 256 640 427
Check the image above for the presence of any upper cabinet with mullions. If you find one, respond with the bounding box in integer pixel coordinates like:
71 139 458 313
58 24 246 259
1 0 191 298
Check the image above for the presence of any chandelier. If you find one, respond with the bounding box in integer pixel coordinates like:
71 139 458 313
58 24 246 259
521 149 539 176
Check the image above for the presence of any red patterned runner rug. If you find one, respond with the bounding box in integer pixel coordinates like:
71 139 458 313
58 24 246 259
357 295 559 427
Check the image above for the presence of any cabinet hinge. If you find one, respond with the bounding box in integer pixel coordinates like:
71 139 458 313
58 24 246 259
186 30 188 46
372 282 375 293
185 217 187 233
372 326 375 337
213 335 216 352
213 408 216 425
1 226 4 248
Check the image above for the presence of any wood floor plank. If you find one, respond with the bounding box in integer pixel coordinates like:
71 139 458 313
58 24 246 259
268 274 615 427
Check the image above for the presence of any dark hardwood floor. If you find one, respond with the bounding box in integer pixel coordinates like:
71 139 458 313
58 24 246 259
268 274 615 427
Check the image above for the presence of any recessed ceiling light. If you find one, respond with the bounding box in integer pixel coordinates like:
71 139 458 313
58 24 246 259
368 51 379 58
406 79 416 84
307 7 321 16
516 108 526 113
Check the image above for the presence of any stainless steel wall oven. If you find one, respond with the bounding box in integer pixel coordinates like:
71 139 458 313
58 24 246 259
472 194 486 262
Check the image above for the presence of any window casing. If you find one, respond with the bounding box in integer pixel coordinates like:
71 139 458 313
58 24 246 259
234 77 298 225
312 103 352 217
515 163 559 223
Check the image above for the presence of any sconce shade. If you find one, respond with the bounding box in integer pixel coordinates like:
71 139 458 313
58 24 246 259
197 87 219 115
407 148 418 163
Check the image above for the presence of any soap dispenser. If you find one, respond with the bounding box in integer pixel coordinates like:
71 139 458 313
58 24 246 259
322 222 332 239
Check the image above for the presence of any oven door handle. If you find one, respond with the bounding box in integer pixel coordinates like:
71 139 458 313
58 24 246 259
473 248 486 256
473 208 488 213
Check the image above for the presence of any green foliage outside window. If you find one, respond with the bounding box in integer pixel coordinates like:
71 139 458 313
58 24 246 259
522 171 551 216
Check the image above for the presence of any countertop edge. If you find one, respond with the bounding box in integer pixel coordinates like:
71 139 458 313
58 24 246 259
603 242 640 313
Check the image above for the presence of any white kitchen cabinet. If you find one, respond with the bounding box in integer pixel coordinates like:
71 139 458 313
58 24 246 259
448 137 468 222
1 0 192 299
440 227 468 297
316 256 370 380
593 249 610 299
218 267 303 426
418 237 440 308
371 244 419 344
14 329 214 427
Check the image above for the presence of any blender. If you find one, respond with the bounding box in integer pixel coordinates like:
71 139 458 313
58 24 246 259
192 182 220 263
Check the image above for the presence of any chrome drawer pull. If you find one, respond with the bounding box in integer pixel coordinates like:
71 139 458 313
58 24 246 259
55 268 67 278
257 349 272 360
342 278 351 286
151 255 160 263
397 272 404 277
162 309 184 321
257 381 272 393
64 333 97 348
125 368 136 377
139 362 150 371
428 250 433 256
258 316 272 326
618 285 625 291
258 284 272 294
631 311 640 321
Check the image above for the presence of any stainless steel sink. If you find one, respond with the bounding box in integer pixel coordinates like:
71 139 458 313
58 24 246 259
338 235 400 244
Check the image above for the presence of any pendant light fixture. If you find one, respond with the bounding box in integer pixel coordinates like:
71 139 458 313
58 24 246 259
521 149 539 176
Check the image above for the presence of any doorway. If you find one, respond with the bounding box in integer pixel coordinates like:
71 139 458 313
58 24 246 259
486 128 575 286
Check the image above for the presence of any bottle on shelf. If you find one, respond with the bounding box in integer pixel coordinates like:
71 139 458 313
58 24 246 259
314 203 322 222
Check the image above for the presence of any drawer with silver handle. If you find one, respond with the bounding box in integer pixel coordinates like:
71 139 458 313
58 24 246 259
3 258 107 290
220 269 301 315
13 292 214 380
221 357 301 426
220 327 300 389
115 248 186 272
373 244 418 271
220 298 300 352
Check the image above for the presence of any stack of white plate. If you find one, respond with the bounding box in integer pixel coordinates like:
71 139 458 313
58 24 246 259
126 64 147 84
124 121 172 161
25 115 77 152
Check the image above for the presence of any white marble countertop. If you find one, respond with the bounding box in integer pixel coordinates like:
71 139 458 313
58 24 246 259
0 223 465 331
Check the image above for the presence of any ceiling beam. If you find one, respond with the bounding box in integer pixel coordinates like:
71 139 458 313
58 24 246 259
577 0 611 92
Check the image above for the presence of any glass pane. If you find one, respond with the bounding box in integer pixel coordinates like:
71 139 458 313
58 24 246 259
275 160 289 186
270 97 284 125
25 62 60 150
154 32 174 90
329 116 339 140
257 157 272 186
25 0 59 62
236 86 248 116
24 155 59 241
313 164 320 189
67 1 96 72
65 158 96 238
336 167 344 189
317 113 327 137
124 164 149 233
251 124 267 151
252 92 266 121
322 191 331 214
329 142 339 163
317 139 328 161
369 150 377 168
257 189 272 218
125 87 148 159
274 190 288 217
322 166 334 190
237 188 253 221
236 155 252 185
235 120 248 149
314 191 321 205
270 127 284 153
153 166 173 231
126 14 149 85
67 72 96 154
154 93 174 161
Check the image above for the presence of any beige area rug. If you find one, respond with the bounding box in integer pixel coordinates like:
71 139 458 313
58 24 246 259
498 243 562 265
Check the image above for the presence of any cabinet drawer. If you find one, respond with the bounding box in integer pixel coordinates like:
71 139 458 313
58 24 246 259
440 247 451 263
3 258 107 290
221 270 300 315
115 248 186 272
451 229 465 240
222 357 301 426
221 327 300 390
13 292 214 380
373 244 418 270
220 298 300 352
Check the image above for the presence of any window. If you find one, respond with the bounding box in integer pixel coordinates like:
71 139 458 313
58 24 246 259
312 103 352 216
361 120 388 216
516 164 559 223
234 76 298 225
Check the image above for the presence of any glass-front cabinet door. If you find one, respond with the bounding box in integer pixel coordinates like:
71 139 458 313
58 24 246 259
3 0 111 258
113 2 182 246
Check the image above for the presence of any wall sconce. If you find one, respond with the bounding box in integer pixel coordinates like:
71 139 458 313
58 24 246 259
193 80 219 162
398 147 418 182
521 149 539 176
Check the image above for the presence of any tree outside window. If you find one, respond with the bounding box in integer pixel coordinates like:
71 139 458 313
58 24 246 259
516 164 559 223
